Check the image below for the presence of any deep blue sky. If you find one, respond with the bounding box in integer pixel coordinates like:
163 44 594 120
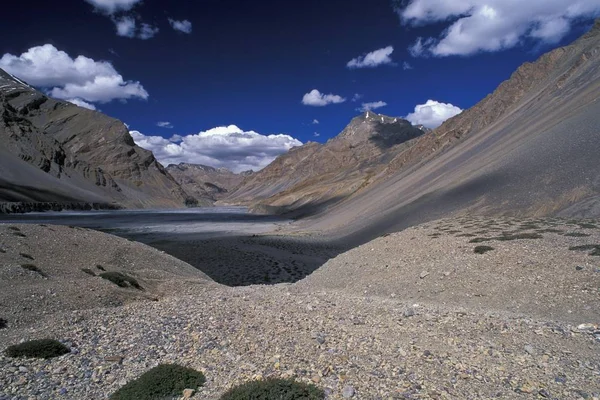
0 0 596 170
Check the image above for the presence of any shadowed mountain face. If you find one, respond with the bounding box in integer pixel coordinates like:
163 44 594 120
0 69 193 209
165 163 251 205
297 20 600 240
225 112 425 215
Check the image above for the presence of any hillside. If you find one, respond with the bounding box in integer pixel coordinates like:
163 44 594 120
0 69 193 211
291 20 600 239
165 163 250 206
226 112 425 215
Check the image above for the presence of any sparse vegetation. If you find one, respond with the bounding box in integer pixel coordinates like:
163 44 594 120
81 268 96 276
8 226 20 231
474 245 495 254
96 264 106 271
219 378 325 400
100 271 143 290
110 364 205 400
19 252 34 260
569 244 600 256
13 232 27 238
496 232 543 241
5 339 70 359
21 264 48 277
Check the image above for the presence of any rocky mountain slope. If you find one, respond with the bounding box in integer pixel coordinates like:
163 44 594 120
293 20 600 239
0 69 193 211
226 112 425 215
166 163 250 206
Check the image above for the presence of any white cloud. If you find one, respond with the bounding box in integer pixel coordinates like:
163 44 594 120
403 61 413 70
84 0 142 14
302 89 346 106
312 119 319 125
168 19 193 34
358 101 388 112
67 98 97 110
313 132 320 137
130 125 303 173
0 44 148 105
347 46 394 69
138 23 159 40
157 121 174 129
352 93 363 102
398 0 600 56
115 16 136 38
405 100 463 129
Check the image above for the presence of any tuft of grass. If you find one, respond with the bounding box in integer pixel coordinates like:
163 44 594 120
220 378 325 400
110 364 205 400
19 252 34 260
96 264 106 271
100 272 143 290
5 339 70 359
81 268 96 276
474 245 495 254
563 232 590 237
21 264 48 277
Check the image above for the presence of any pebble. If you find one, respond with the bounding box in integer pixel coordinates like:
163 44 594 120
342 385 355 398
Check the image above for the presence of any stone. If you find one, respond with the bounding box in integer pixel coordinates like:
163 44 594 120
420 271 429 279
342 386 355 398
404 308 416 317
524 345 535 355
182 388 195 399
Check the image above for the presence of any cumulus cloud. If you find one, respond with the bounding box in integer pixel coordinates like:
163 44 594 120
114 16 136 37
397 0 600 56
130 125 303 172
347 46 394 69
302 89 346 106
157 121 174 129
67 98 97 110
84 0 142 14
405 100 463 129
313 132 320 137
0 44 148 105
168 18 193 34
312 119 319 125
358 101 388 112
138 23 159 39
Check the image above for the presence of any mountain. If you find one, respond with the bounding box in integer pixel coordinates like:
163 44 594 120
165 163 250 205
226 111 425 215
0 69 193 212
297 19 600 239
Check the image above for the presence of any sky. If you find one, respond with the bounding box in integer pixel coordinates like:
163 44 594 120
1 0 598 172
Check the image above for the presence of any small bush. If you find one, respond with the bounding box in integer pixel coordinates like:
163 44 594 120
110 364 205 400
220 378 325 400
100 272 143 290
474 245 495 254
81 268 96 276
21 264 48 277
5 339 70 359
96 264 106 271
19 253 34 260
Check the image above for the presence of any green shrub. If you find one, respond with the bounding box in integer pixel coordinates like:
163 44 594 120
21 264 48 277
220 378 325 400
19 252 34 260
100 272 143 290
474 245 494 254
5 339 70 359
110 364 205 400
81 268 96 276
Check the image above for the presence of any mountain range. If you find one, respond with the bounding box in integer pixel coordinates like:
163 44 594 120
1 20 600 236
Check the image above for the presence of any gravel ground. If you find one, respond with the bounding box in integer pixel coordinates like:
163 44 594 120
0 217 599 399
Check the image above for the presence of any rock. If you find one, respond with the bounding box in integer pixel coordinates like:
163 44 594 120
420 271 429 279
404 308 416 317
182 388 195 399
524 345 535 355
18 366 28 373
538 389 550 398
342 386 355 398
577 323 596 331
576 266 584 271
104 355 124 363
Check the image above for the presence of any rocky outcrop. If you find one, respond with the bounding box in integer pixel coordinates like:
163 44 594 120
0 69 193 210
0 202 122 214
165 163 249 205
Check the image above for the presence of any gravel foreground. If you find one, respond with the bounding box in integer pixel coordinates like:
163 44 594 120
1 217 599 399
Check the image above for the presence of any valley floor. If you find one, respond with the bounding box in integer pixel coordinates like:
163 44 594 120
0 217 599 399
